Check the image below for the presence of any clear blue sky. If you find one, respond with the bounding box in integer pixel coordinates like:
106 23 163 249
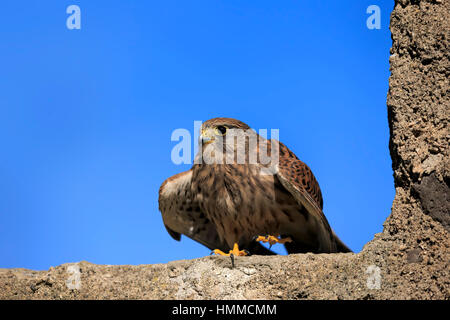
0 1 394 270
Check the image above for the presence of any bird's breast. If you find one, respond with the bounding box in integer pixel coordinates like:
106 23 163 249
192 164 295 246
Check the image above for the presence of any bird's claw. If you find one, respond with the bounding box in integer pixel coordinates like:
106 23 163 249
211 243 248 268
256 235 292 248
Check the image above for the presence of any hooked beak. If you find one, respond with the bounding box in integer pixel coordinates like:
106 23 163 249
201 134 214 145
200 128 215 146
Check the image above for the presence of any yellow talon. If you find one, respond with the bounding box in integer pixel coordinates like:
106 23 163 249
212 243 248 268
212 243 248 257
256 235 292 246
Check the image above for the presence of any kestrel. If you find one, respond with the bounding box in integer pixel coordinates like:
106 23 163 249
159 118 351 265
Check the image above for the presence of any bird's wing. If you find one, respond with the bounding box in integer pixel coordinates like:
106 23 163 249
273 141 351 252
158 170 229 252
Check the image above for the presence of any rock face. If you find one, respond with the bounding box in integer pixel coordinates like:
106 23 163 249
0 0 448 300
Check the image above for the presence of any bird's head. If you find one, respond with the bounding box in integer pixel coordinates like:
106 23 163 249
195 117 279 174
197 117 257 165
199 117 250 145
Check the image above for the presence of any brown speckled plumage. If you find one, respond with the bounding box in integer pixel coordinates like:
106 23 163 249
159 118 351 254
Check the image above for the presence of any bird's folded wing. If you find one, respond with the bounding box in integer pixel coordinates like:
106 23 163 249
158 170 229 251
274 141 337 252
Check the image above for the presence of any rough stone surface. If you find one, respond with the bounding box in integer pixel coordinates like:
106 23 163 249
0 0 448 300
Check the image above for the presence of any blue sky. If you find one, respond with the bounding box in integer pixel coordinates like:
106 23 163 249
0 1 394 270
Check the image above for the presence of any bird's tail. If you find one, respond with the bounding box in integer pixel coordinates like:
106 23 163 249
332 231 352 253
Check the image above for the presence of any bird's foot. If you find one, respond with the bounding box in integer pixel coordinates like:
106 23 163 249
211 243 248 268
255 235 292 248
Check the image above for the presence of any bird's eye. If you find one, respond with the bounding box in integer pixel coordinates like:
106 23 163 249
216 125 227 135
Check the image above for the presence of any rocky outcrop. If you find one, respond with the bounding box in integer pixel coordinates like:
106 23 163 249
0 0 448 299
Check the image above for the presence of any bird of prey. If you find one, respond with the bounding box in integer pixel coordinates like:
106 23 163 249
159 117 351 264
